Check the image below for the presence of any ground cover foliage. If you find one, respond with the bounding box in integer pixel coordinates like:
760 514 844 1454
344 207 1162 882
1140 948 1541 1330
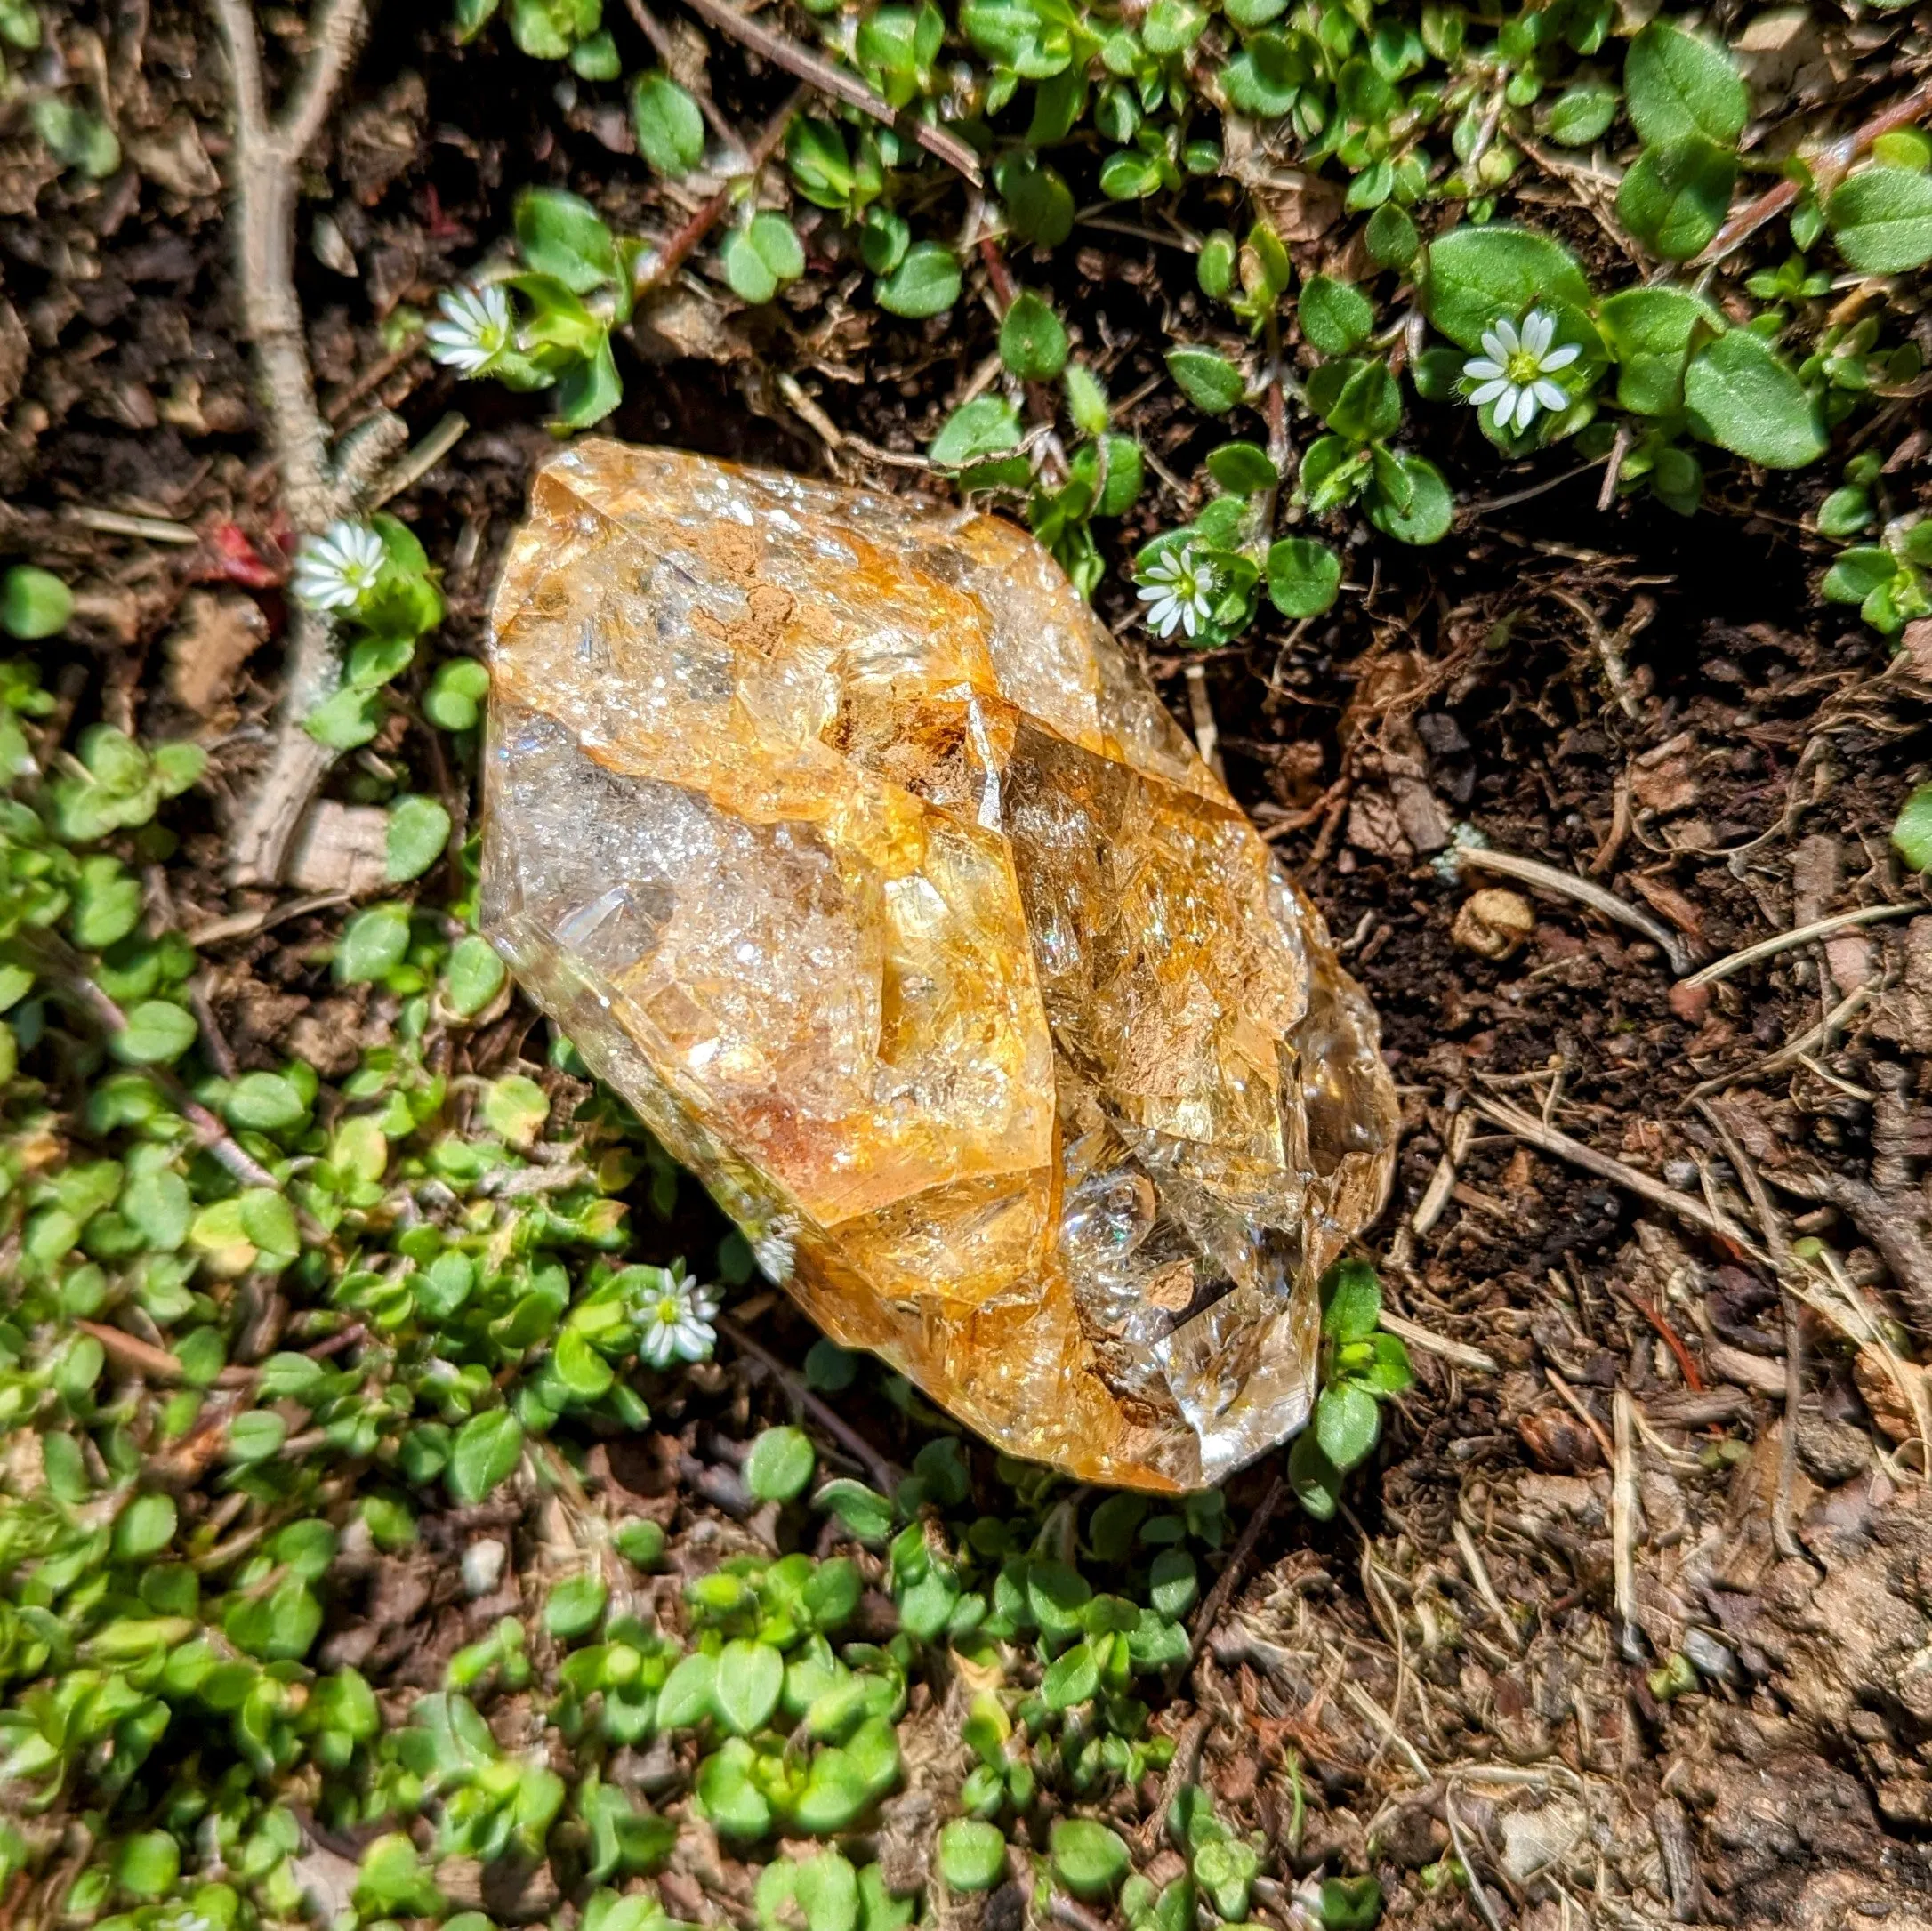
4 0 1932 1927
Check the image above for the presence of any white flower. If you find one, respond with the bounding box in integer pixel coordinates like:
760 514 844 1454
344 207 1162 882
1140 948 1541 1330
635 1267 720 1369
1136 543 1218 640
1462 309 1581 435
425 282 514 375
291 520 386 613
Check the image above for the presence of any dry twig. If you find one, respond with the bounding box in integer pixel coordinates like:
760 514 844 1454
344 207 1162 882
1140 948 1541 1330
1448 842 1697 974
209 0 407 885
718 1315 902 1492
1696 77 1932 265
1469 1093 1767 1265
672 0 982 183
1681 901 1918 988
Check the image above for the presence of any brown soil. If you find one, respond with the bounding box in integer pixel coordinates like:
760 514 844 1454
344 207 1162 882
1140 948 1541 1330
12 4 1932 1927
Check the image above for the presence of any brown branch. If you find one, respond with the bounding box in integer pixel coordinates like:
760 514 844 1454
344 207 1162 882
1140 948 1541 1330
1187 1469 1284 1664
640 85 808 292
1697 76 1932 267
624 0 741 146
718 1314 903 1493
672 0 982 185
208 0 402 888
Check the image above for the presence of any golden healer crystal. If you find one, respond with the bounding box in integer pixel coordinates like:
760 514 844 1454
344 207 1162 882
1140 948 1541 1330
480 442 1398 1489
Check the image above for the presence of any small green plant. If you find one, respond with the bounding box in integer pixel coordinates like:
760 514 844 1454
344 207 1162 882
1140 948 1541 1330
1287 1259 1414 1520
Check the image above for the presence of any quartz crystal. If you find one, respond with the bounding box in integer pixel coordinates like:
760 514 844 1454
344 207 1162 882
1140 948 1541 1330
481 442 1399 1490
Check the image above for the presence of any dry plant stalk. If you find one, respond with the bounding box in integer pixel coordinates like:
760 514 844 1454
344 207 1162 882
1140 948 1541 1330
208 0 407 885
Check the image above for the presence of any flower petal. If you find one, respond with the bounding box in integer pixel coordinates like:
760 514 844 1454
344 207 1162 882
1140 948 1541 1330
1479 328 1511 365
1468 379 1510 406
1533 378 1569 413
1489 390 1520 436
1542 342 1581 371
1522 310 1554 357
1512 385 1541 432
1463 357 1504 381
1490 318 1522 356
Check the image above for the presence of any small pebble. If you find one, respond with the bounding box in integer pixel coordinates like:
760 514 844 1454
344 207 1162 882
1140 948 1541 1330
462 1538 507 1597
1453 887 1535 960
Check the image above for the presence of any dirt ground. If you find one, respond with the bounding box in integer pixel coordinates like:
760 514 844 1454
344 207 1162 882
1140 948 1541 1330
10 4 1932 1927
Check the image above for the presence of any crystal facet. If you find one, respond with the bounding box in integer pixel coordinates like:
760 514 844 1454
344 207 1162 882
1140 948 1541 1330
481 442 1399 1490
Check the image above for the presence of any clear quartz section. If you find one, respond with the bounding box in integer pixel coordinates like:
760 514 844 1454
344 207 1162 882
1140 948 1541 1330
481 441 1399 1490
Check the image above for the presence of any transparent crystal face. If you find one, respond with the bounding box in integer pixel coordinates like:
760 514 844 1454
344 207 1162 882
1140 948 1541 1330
480 441 1399 1490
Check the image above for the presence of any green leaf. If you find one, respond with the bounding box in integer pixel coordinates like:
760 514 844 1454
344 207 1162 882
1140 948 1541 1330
1266 536 1341 617
1624 21 1747 149
386 794 451 881
793 1744 873 1834
226 1070 307 1132
1358 1331 1415 1396
114 999 197 1065
1825 548 1900 603
1001 290 1069 381
1311 358 1400 442
632 71 705 178
122 1167 189 1250
940 1820 1009 1891
1827 166 1932 275
544 1573 608 1639
1148 1547 1197 1617
334 902 412 984
931 397 1022 469
1300 275 1374 357
656 1650 719 1728
1089 433 1140 518
1683 330 1827 468
554 332 623 430
115 1493 178 1561
484 1073 550 1146
1206 441 1276 495
1421 224 1591 350
2 565 72 639
1598 286 1723 415
1099 149 1165 200
875 244 962 318
516 186 618 291
1364 203 1419 270
304 685 382 750
1221 30 1307 116
1545 74 1618 147
1616 137 1736 261
570 27 620 76
616 1518 666 1567
817 1477 896 1543
117 1833 180 1900
446 935 508 1017
796 1852 862 1931
745 1425 817 1501
1315 1381 1381 1472
1893 784 1932 872
999 155 1075 248
425 657 490 730
448 1409 524 1503
1320 1258 1381 1342
1367 451 1453 543
1065 364 1109 437
1166 346 1245 414
723 212 806 304
715 1637 784 1734
1042 1637 1100 1710
1051 1819 1131 1897
1288 1429 1340 1519
228 1409 288 1463
698 1740 774 1838
1315 1876 1383 1931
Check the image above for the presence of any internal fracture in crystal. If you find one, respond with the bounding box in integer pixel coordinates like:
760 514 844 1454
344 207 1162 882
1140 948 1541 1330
481 442 1399 1489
